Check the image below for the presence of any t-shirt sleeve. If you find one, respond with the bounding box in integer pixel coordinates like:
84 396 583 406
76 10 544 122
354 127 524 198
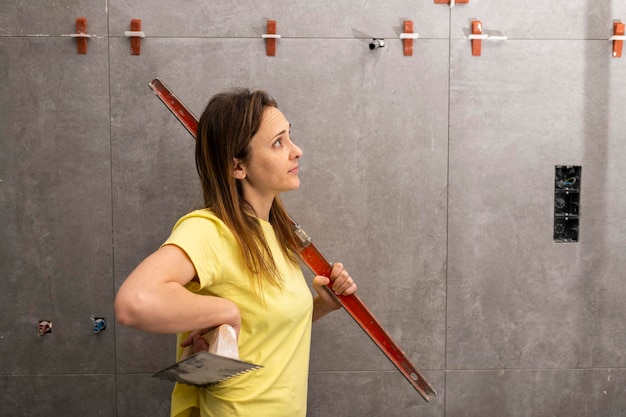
162 215 224 290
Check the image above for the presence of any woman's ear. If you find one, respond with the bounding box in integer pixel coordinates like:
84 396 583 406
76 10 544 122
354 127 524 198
232 158 246 180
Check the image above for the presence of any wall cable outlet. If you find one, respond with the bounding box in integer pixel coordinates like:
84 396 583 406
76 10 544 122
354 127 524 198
554 165 581 242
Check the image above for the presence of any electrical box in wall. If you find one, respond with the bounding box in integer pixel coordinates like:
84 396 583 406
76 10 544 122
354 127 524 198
554 165 581 242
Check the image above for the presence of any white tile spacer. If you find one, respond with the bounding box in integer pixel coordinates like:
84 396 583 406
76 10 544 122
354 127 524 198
609 35 626 41
399 33 420 40
450 0 455 8
467 34 508 41
66 33 92 38
124 31 145 38
261 34 281 39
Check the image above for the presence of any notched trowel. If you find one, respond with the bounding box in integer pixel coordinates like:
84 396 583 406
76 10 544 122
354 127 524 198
153 324 262 387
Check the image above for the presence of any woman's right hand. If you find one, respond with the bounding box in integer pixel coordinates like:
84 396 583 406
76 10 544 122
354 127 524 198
180 328 211 354
180 322 241 356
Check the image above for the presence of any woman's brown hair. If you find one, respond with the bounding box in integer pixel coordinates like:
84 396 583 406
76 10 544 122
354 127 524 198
195 88 299 298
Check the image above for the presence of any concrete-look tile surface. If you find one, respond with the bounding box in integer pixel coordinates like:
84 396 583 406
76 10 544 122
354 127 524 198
2 0 626 416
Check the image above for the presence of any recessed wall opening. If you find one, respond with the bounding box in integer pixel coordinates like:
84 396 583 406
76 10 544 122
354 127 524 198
554 165 581 242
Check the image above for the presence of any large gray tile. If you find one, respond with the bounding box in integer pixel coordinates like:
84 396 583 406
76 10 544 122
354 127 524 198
0 37 114 375
446 369 626 417
447 38 626 370
0 375 116 417
308 370 444 417
116 373 173 417
110 37 208 373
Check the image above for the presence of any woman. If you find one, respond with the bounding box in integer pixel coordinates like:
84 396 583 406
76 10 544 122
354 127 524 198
114 88 357 417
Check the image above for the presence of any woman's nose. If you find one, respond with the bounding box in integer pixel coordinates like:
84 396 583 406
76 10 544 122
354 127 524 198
291 142 303 159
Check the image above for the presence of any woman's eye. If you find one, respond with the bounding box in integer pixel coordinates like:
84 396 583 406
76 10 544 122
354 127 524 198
273 139 283 147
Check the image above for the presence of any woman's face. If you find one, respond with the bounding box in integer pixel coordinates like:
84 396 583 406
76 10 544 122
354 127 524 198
234 106 303 203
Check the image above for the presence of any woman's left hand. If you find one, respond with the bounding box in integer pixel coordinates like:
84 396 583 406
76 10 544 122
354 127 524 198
312 262 357 320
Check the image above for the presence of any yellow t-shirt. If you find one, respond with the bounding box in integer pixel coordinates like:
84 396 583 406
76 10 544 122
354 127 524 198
163 209 313 417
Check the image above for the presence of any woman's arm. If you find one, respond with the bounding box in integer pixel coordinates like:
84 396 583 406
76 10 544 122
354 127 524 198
311 262 357 322
114 244 241 335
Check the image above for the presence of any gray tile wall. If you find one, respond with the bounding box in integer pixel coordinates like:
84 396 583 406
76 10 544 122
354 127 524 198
1 1 624 416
